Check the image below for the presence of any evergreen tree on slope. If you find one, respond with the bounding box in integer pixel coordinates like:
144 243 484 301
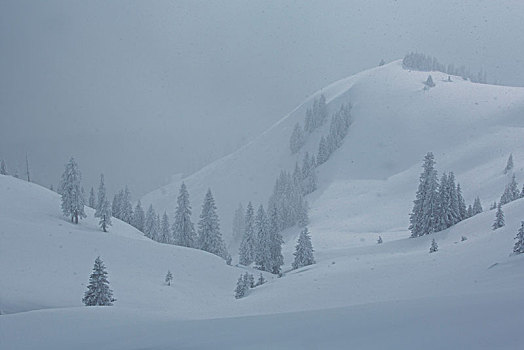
456 183 467 221
120 186 133 224
492 203 505 230
143 204 157 240
409 153 439 237
160 211 171 244
198 189 227 259
59 157 86 224
504 153 514 174
82 256 114 306
292 227 315 269
472 197 483 215
95 174 111 232
232 203 245 244
132 200 145 232
172 183 196 248
0 159 7 175
513 222 524 254
254 205 270 271
239 202 255 265
290 122 305 154
268 204 284 274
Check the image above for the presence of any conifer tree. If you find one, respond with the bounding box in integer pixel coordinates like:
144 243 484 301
244 272 255 288
112 191 122 220
254 205 270 271
172 183 196 248
120 186 133 224
472 197 483 215
377 236 383 244
82 257 114 306
490 201 497 210
513 222 524 254
301 153 317 195
198 189 227 259
448 173 460 225
424 75 435 88
234 274 249 299
456 183 467 221
521 185 524 198
95 174 111 232
88 187 96 208
239 202 255 265
292 227 315 269
165 270 173 286
143 204 157 240
0 159 7 175
59 157 86 224
467 204 473 218
290 122 305 154
436 172 453 231
132 200 145 232
268 204 284 274
429 239 438 253
232 203 245 244
257 273 266 286
492 203 505 230
153 213 161 242
409 153 439 237
500 174 520 205
504 153 514 174
160 211 171 244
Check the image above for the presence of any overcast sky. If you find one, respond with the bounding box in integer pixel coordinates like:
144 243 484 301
1 0 524 197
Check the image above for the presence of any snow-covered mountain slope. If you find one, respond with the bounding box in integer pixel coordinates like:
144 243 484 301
141 60 524 250
0 175 247 317
2 173 524 349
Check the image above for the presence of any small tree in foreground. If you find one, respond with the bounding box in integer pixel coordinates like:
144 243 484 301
60 157 86 224
492 203 505 230
257 273 266 286
234 274 250 299
82 257 115 306
292 227 315 269
429 239 438 253
513 222 524 254
165 270 173 286
377 236 383 244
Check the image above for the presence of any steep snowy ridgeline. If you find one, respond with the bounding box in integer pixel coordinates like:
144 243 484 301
141 60 524 249
0 175 246 316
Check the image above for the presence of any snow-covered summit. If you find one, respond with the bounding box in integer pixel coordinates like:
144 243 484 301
142 60 524 249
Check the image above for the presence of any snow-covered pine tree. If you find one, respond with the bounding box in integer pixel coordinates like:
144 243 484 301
301 152 317 195
467 204 473 218
436 172 452 231
268 204 284 274
490 201 497 210
500 174 520 205
245 272 255 288
456 183 467 221
112 191 122 220
254 204 270 271
513 222 524 254
165 270 173 286
409 152 439 237
448 173 460 225
232 203 245 245
59 157 86 224
94 174 112 232
234 274 249 299
290 122 305 154
379 59 386 66
143 204 157 240
424 75 435 88
172 183 197 248
120 186 133 224
473 197 483 215
316 136 329 166
153 213 161 242
292 227 315 269
304 108 313 133
160 211 171 244
132 200 145 232
239 202 255 266
0 159 7 175
429 239 438 253
377 236 383 244
521 184 524 198
257 273 266 286
492 202 505 230
504 153 514 174
88 187 96 208
82 256 115 306
197 189 227 259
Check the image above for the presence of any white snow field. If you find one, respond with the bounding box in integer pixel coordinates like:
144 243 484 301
2 60 524 349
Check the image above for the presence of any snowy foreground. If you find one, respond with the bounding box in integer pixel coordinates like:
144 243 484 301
1 174 524 349
2 60 524 348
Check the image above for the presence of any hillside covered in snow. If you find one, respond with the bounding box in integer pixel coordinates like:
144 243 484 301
2 60 524 349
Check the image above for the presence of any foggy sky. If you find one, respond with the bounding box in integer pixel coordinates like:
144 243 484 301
1 0 524 198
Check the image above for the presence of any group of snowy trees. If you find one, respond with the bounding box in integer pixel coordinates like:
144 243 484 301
239 202 284 274
402 52 488 84
409 153 481 237
317 104 352 165
234 272 266 299
289 94 329 155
